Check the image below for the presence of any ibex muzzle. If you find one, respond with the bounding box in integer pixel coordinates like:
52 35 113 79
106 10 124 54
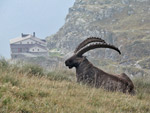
65 37 135 94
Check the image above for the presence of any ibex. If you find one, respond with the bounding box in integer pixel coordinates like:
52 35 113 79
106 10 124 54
65 37 135 94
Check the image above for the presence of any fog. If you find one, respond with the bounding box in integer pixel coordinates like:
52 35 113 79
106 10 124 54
0 0 74 58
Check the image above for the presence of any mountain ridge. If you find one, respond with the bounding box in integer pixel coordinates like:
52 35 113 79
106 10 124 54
46 0 150 76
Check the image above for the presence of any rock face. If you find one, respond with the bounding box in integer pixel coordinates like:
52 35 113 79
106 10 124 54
46 0 150 76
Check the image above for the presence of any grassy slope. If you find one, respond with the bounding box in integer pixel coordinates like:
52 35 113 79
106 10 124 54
0 59 150 113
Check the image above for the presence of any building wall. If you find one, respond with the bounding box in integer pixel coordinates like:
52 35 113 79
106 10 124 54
29 46 47 52
10 44 31 53
10 44 47 53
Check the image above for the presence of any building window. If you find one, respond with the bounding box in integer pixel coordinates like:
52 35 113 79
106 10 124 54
27 42 29 44
38 49 39 51
32 49 34 51
26 48 28 52
18 48 22 52
20 42 22 44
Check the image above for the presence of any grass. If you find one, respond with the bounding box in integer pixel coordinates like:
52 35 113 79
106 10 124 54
138 57 150 69
47 69 75 81
0 58 150 113
20 63 45 76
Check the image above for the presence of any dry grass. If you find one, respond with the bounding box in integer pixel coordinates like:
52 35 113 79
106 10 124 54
0 59 150 113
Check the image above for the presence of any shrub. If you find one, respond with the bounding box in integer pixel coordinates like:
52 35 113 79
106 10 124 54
138 57 150 69
0 57 9 70
38 91 49 97
18 91 34 100
2 97 11 105
133 76 150 94
21 64 45 76
47 69 75 81
1 75 19 86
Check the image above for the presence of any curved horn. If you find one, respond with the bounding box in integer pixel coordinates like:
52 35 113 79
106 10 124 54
76 42 121 57
74 37 106 53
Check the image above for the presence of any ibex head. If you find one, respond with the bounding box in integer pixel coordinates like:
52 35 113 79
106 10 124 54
65 37 121 69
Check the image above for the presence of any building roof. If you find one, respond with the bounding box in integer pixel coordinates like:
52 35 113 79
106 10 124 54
10 34 46 45
10 35 31 44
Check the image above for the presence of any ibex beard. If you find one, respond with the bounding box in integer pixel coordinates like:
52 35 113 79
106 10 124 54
65 37 135 95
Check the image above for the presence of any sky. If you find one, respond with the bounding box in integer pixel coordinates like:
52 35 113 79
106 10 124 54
0 0 74 58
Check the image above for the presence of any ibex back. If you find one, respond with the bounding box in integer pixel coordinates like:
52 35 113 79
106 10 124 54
65 37 135 94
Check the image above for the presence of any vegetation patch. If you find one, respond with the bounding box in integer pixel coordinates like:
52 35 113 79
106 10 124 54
0 58 150 112
47 69 75 81
21 64 45 76
1 75 20 86
138 57 150 69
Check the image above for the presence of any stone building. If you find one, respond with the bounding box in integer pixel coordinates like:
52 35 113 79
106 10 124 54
10 32 48 59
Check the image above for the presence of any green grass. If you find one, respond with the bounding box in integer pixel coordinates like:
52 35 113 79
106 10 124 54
47 69 75 81
0 59 150 113
20 63 45 76
49 52 64 58
138 57 150 69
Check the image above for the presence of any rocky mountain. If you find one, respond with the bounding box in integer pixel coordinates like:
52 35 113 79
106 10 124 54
46 0 150 76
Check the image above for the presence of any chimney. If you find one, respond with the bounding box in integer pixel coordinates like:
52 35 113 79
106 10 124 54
21 33 30 38
33 32 35 37
21 33 23 37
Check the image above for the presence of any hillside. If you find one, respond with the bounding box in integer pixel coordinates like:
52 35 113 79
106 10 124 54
0 58 150 113
46 0 150 76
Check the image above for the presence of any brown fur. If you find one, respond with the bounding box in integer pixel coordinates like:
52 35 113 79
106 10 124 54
65 37 135 94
